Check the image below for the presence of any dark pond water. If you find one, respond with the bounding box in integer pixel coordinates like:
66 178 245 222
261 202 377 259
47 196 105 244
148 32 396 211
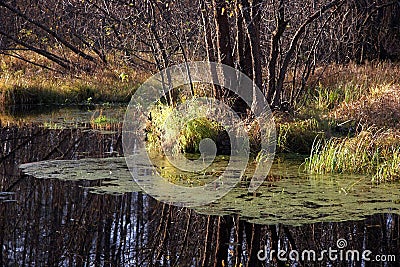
0 104 126 128
1 106 399 266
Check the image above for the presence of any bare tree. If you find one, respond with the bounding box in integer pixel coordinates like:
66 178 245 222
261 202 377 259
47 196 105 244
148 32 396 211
0 0 399 107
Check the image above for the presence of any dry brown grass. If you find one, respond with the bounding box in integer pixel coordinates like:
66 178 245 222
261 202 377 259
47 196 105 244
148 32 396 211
0 52 147 106
313 62 400 93
308 61 400 129
332 84 400 129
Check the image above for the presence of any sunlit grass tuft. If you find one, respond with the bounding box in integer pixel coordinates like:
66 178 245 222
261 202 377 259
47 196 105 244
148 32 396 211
145 103 223 154
90 111 121 131
305 129 400 182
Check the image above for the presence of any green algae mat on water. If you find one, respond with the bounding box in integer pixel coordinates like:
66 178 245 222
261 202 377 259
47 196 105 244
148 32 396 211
19 157 400 226
19 157 141 194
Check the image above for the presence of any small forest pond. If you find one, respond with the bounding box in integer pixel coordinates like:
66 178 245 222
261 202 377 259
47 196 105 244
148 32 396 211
1 106 399 266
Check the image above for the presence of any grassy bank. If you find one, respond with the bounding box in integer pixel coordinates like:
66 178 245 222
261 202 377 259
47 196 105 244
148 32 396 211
120 61 400 182
0 53 143 107
303 62 400 182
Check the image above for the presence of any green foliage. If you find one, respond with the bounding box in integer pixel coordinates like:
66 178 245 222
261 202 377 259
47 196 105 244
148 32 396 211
314 83 340 110
93 115 108 125
179 118 220 153
312 82 364 110
305 129 400 182
146 103 222 154
119 72 129 82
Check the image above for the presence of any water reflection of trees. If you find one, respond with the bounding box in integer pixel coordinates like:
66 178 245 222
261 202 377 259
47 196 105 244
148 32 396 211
1 126 399 266
2 180 399 266
1 125 122 190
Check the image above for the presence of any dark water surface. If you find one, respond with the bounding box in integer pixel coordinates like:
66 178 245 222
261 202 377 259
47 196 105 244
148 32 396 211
1 107 399 266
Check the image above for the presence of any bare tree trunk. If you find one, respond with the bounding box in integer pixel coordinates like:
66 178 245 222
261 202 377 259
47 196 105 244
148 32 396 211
240 0 262 90
267 0 287 106
148 0 177 106
272 0 343 108
201 0 220 99
212 0 235 102
238 0 263 111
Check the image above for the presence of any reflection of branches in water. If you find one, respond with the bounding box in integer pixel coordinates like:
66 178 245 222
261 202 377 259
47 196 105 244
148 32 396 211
1 174 399 266
1 126 399 266
173 209 192 267
0 125 123 190
0 126 47 163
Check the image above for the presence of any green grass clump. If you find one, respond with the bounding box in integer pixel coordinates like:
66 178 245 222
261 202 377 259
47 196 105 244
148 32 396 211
305 129 400 182
91 114 118 125
312 82 365 110
90 112 121 131
145 103 222 154
179 117 220 153
277 118 331 154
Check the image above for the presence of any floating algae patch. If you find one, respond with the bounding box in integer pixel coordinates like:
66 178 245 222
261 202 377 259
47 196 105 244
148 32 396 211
18 155 229 194
19 157 400 225
194 173 400 226
19 157 141 194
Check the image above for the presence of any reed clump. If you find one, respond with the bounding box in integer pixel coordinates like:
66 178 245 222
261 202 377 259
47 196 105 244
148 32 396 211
306 129 400 182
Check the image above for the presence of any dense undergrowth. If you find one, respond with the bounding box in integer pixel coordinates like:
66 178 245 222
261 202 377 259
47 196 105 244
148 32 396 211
145 102 228 154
